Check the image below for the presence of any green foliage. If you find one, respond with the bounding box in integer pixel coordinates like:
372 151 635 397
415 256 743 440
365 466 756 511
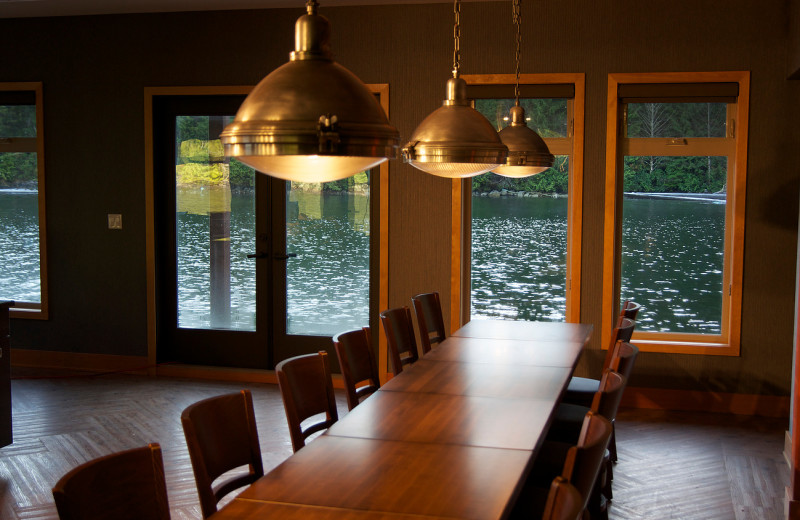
473 156 569 195
229 158 254 189
176 162 229 186
0 153 37 186
623 156 726 193
176 116 211 141
0 105 36 138
179 139 224 164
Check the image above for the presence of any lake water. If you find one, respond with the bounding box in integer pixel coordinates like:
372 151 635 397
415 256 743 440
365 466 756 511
0 190 724 334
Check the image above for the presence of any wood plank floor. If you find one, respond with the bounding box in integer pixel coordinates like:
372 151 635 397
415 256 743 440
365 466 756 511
1 369 790 519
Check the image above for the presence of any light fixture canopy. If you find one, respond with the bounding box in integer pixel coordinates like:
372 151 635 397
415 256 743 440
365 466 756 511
402 0 507 178
220 0 399 183
494 0 554 178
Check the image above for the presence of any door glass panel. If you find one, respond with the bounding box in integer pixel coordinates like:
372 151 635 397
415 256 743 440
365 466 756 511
621 155 726 333
286 174 370 335
175 115 257 330
0 152 40 303
471 98 569 321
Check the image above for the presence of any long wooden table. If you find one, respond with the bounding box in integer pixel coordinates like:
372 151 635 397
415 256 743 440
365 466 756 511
211 319 592 519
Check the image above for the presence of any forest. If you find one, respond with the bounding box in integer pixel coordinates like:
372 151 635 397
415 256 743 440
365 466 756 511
0 102 729 195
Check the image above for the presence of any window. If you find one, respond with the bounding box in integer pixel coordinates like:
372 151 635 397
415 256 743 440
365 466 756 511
602 72 749 355
459 74 585 325
0 83 47 319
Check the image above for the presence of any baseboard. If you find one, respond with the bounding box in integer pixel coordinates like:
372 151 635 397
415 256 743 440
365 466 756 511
10 349 348 388
11 348 150 374
621 386 790 418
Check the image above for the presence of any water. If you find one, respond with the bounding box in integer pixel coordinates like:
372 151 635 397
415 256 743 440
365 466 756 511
0 190 725 335
0 190 41 303
471 196 568 321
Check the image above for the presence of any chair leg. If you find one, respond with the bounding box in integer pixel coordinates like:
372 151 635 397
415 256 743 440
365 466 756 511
602 455 613 501
609 422 618 463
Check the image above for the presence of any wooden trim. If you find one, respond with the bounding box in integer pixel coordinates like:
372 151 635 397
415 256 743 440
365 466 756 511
567 75 585 324
601 74 622 350
621 386 790 418
374 84 391 385
602 71 748 356
459 72 585 324
450 178 462 332
1 82 48 320
11 349 149 374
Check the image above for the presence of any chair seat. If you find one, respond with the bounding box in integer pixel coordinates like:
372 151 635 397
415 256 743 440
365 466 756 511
562 376 600 406
546 403 590 444
526 440 573 488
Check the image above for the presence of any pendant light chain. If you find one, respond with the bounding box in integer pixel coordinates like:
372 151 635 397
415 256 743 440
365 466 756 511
513 0 521 106
452 0 461 78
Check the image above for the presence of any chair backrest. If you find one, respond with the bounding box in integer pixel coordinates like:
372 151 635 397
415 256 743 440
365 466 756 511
621 300 641 320
181 389 264 518
590 369 626 423
561 411 613 512
611 341 640 383
52 443 170 520
379 306 419 375
333 327 380 411
601 316 636 371
411 291 446 354
541 476 583 520
276 351 339 452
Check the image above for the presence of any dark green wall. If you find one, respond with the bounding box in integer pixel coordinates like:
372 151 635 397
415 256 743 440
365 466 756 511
2 0 799 396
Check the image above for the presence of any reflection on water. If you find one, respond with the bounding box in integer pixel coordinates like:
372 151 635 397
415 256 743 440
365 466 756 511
176 188 370 335
622 198 724 334
286 190 370 335
472 196 568 322
472 195 725 334
0 190 41 303
1 190 725 335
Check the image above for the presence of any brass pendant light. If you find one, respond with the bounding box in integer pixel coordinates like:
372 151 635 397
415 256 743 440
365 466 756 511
220 0 399 183
402 0 508 178
493 0 554 178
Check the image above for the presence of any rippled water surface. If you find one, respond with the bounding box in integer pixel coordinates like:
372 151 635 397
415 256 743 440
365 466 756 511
2 191 725 334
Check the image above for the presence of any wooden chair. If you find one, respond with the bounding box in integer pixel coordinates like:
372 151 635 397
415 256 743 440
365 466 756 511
546 369 626 445
52 443 170 520
621 300 641 320
412 291 446 354
181 389 264 519
541 477 584 520
563 316 635 407
562 412 614 518
333 327 380 410
379 306 420 375
276 351 339 452
511 412 613 519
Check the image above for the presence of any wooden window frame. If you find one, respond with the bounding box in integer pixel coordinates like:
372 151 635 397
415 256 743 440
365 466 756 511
1 82 48 320
455 73 585 327
602 71 749 356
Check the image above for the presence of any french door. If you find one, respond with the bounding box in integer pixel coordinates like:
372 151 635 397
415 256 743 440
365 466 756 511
152 93 375 369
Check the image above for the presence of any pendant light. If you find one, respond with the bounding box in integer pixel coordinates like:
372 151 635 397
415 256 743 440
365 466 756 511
493 0 554 178
220 0 399 183
402 0 508 178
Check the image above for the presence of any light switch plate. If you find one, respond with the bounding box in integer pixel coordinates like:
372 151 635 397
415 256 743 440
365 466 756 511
108 213 122 230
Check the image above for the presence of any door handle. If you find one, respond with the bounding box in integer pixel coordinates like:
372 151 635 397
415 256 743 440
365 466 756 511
273 253 298 261
247 252 269 259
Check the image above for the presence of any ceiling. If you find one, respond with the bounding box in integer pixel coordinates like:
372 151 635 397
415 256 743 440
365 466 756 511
0 0 451 19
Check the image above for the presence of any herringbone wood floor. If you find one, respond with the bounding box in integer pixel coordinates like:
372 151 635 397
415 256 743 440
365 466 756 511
0 369 789 519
